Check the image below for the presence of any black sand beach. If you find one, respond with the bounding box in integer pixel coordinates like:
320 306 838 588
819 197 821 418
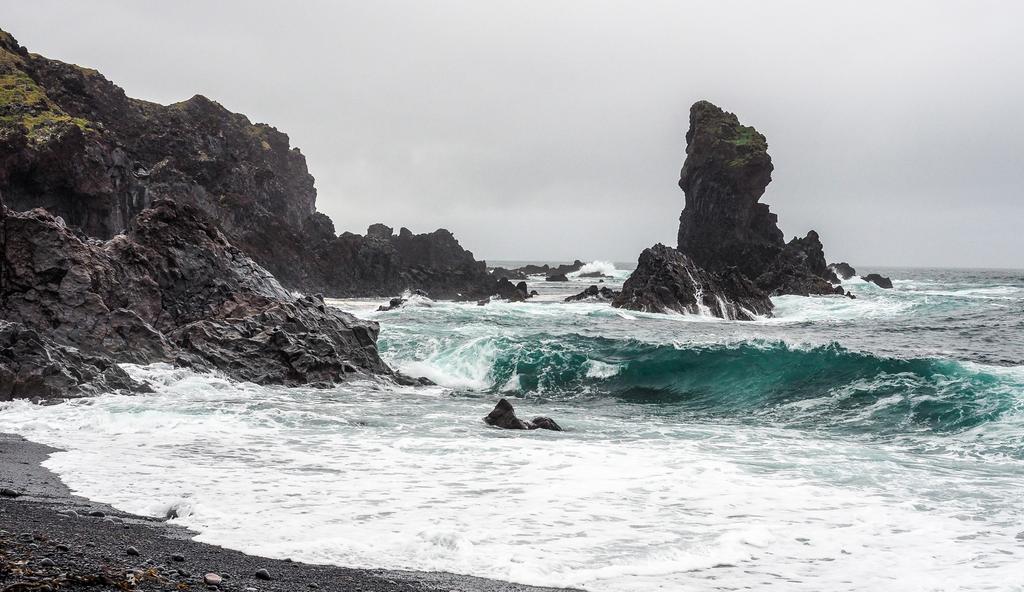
0 433 575 592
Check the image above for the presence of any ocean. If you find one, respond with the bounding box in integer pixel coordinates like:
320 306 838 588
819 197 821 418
2 263 1022 591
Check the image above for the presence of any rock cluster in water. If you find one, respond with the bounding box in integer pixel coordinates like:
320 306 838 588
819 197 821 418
483 399 562 431
0 29 502 301
615 101 849 319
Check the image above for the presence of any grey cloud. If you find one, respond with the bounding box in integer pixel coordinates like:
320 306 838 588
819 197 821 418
4 0 1022 266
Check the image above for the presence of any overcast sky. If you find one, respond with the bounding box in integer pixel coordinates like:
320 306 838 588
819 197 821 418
4 1 1022 267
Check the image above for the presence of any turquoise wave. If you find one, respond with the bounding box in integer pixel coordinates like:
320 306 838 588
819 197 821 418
385 333 1023 436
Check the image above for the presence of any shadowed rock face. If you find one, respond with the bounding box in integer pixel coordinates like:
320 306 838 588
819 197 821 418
0 29 492 300
863 273 893 289
612 244 772 320
617 101 842 319
829 261 857 280
1 199 393 395
677 100 783 279
0 321 145 402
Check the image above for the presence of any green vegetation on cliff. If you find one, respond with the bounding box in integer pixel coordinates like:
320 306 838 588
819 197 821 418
0 42 93 140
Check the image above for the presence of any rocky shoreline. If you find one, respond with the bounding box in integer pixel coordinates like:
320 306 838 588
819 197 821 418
0 432 575 592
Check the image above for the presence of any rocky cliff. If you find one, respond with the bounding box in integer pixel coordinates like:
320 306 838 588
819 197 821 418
0 29 493 300
1 198 396 399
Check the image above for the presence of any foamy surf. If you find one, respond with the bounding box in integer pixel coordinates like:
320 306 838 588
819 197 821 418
1 266 1022 592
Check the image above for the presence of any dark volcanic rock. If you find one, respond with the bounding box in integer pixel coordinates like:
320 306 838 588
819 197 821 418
756 231 843 296
829 261 857 280
862 273 893 289
494 278 529 302
612 244 772 320
1 199 393 393
545 273 569 282
0 321 143 402
677 100 782 278
0 29 493 300
564 285 619 302
489 266 528 281
483 398 562 431
673 101 839 299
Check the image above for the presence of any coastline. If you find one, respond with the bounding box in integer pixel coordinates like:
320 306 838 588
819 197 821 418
0 432 579 592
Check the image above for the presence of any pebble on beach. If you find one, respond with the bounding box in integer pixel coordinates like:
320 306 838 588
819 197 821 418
255 568 273 580
126 545 140 556
204 573 223 586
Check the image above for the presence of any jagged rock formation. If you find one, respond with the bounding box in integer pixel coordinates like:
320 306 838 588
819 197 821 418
612 244 771 320
565 285 619 302
675 101 839 296
617 101 844 320
677 100 782 279
756 231 844 297
1 199 395 397
493 260 584 278
483 398 563 431
829 262 857 280
862 273 893 289
0 29 493 300
0 321 144 402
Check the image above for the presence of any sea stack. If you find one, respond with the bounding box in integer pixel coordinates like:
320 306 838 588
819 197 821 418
615 100 843 319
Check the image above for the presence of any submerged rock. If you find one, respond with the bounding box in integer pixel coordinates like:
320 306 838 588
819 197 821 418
862 273 894 289
829 261 857 280
565 285 619 302
483 399 563 431
612 244 772 320
545 273 569 282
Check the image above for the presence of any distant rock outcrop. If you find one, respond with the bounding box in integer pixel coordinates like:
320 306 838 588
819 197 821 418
612 244 772 320
1 199 395 397
565 285 619 302
0 29 492 300
862 273 894 289
829 262 857 280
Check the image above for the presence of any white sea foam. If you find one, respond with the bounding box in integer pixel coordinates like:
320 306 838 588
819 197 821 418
0 362 1021 592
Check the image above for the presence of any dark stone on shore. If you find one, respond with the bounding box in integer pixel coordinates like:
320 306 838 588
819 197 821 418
171 554 185 562
545 273 569 282
37 557 56 567
127 545 140 556
564 285 619 302
862 273 894 289
88 510 106 517
256 568 273 580
829 262 857 280
612 244 772 320
1 488 22 497
577 271 608 278
483 399 563 431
